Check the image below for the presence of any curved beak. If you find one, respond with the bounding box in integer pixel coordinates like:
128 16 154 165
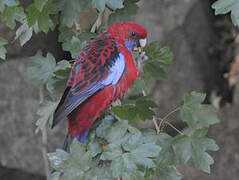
139 38 147 48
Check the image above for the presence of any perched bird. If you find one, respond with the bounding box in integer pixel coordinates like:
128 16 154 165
52 21 147 152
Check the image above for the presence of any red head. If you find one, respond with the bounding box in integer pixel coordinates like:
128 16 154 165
107 21 147 51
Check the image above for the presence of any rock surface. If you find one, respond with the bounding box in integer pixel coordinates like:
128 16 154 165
0 59 65 174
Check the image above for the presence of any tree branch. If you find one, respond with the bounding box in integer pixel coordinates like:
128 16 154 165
39 87 50 176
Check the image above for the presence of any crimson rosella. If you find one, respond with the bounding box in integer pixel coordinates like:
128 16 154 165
52 21 147 152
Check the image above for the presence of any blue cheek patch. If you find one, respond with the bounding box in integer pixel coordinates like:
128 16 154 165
76 129 89 143
124 40 136 51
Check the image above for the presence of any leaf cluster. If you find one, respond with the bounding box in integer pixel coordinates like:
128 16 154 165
48 92 219 180
48 116 162 180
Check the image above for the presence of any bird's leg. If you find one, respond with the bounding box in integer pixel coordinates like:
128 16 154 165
137 51 148 69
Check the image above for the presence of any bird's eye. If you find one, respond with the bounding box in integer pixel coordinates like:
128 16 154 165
131 31 136 37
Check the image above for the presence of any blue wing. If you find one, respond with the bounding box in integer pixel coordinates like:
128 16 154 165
52 53 125 127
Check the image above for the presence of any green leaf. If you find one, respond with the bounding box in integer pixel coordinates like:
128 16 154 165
46 60 71 95
0 37 8 60
180 92 219 129
26 53 56 88
145 43 173 66
92 0 124 12
49 140 92 179
26 1 58 33
71 140 92 171
172 135 192 164
62 36 82 58
15 21 33 46
106 0 124 11
35 97 58 133
48 149 70 170
108 0 139 25
100 143 123 161
113 104 137 120
212 0 239 26
184 91 206 105
58 0 89 27
88 140 102 157
1 6 25 29
113 96 157 121
96 115 114 138
144 43 173 79
156 165 181 180
172 129 219 173
104 120 129 143
34 0 48 12
0 0 19 12
156 133 175 165
84 167 113 180
58 26 75 43
59 29 96 57
135 96 157 120
47 172 61 180
131 79 148 93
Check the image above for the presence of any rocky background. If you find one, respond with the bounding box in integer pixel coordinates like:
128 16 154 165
0 0 239 179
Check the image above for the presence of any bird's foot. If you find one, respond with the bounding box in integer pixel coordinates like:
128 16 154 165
137 51 148 69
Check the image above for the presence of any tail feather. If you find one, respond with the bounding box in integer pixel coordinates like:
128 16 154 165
62 135 74 153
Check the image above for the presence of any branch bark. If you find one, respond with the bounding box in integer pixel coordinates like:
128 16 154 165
39 87 50 176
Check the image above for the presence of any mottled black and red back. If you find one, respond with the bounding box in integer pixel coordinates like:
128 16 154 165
52 33 122 127
67 34 119 94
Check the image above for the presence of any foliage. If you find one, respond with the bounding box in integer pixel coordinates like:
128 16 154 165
0 0 221 179
212 0 239 26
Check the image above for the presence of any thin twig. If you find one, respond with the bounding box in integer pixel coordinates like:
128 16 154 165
39 87 50 176
153 116 160 134
158 106 181 130
165 121 184 135
142 88 160 133
90 12 103 33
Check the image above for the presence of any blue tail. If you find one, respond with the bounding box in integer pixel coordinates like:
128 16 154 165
76 129 89 143
62 129 89 153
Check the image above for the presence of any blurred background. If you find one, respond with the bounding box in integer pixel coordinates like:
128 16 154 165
0 0 239 179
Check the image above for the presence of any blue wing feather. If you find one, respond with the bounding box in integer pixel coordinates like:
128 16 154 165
52 53 126 126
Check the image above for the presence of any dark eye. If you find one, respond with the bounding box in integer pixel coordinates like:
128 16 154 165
131 31 136 37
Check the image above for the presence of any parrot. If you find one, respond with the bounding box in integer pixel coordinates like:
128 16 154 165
52 21 147 152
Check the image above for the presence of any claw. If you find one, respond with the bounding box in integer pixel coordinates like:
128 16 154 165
137 51 148 69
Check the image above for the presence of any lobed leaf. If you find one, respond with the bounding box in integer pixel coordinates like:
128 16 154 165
34 0 48 12
35 97 58 133
26 53 56 88
0 0 19 12
144 43 173 79
92 0 123 12
46 60 71 95
180 92 219 129
131 78 148 93
212 0 239 26
15 21 33 46
1 6 25 29
156 165 182 180
26 1 58 33
156 133 175 166
172 129 219 173
108 0 139 25
56 0 89 27
113 96 157 121
59 27 96 57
